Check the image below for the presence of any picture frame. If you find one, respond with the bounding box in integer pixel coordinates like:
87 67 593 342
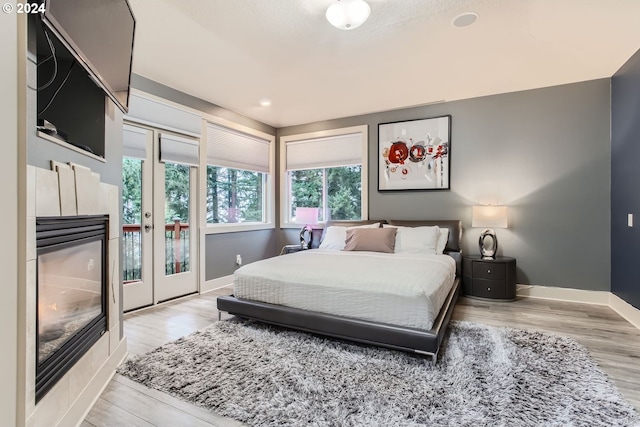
378 115 451 191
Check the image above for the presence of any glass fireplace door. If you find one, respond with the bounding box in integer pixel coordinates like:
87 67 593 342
38 239 103 363
35 215 108 401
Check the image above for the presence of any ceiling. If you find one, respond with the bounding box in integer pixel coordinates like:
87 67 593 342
128 0 640 128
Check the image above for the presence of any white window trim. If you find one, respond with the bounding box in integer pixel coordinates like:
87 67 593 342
200 115 276 235
279 124 368 229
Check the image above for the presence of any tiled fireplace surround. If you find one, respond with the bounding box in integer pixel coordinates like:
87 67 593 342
25 162 126 427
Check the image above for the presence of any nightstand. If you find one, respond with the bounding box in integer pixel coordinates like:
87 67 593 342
462 256 516 301
280 244 306 255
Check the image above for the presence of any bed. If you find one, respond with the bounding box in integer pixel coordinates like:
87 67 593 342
217 219 462 361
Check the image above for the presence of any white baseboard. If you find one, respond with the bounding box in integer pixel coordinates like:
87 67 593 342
609 293 640 330
516 284 610 305
516 284 640 331
201 275 233 294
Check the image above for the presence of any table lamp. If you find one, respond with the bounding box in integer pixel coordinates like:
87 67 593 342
295 207 319 249
472 206 508 259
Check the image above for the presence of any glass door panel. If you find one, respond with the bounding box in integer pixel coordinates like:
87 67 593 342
122 158 143 282
164 162 191 276
153 136 198 303
122 124 154 311
123 125 198 307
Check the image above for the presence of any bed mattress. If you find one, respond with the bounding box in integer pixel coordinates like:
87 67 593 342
233 249 456 330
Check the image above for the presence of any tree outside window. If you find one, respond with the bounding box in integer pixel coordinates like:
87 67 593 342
206 166 264 223
289 165 361 222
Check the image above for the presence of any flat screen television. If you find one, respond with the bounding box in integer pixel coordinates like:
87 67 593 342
41 0 136 113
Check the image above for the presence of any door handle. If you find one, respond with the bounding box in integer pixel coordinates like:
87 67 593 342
144 224 152 232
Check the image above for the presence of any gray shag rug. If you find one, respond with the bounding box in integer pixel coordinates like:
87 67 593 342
118 319 640 427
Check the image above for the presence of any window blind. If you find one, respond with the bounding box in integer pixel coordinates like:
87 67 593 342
159 133 199 166
122 124 148 160
206 123 270 173
285 132 363 171
126 94 202 136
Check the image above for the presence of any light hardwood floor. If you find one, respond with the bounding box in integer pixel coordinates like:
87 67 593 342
82 288 640 426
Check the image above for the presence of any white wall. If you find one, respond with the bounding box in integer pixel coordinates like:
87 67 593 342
0 10 21 427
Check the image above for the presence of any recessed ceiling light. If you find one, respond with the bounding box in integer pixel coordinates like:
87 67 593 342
452 12 478 28
259 98 272 107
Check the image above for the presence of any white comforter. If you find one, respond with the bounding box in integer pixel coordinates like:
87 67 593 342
233 249 456 330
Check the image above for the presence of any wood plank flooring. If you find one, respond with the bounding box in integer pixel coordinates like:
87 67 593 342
83 288 640 426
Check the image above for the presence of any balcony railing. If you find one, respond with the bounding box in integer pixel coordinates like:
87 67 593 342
122 219 190 282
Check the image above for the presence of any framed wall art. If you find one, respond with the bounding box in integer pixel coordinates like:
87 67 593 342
378 115 451 191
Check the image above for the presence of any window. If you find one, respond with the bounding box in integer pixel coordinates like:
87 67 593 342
281 125 368 225
289 167 362 221
205 121 274 229
206 166 265 223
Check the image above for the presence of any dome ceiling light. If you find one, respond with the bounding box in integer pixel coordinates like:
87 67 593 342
326 0 371 31
452 12 478 28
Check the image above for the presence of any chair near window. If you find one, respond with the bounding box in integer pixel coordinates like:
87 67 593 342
295 207 319 249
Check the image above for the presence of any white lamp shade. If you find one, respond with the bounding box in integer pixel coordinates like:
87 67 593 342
295 207 319 225
472 206 508 228
326 0 371 30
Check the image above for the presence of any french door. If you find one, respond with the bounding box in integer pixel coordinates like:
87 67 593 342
122 123 198 311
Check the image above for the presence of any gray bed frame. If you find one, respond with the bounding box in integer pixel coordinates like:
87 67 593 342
217 219 462 361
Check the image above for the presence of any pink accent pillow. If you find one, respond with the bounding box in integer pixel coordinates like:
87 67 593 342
343 228 397 253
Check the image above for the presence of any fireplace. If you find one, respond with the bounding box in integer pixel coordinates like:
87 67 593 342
35 215 108 402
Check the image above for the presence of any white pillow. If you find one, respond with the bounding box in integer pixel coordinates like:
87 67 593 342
319 223 380 250
383 224 440 254
436 227 450 255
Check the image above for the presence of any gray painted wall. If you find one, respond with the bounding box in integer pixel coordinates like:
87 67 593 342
278 79 612 291
611 48 640 309
205 230 279 279
129 75 280 281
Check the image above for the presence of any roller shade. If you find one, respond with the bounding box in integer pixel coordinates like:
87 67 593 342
159 133 199 166
207 123 270 173
122 124 148 160
126 94 202 136
286 133 362 170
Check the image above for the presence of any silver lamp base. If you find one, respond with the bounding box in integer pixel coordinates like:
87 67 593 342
479 228 498 259
299 226 312 249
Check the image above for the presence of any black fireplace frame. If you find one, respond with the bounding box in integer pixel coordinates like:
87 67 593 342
35 215 109 402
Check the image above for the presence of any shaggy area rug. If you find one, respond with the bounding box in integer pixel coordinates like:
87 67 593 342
118 319 640 426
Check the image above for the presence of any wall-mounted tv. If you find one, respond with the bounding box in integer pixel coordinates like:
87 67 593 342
41 0 136 113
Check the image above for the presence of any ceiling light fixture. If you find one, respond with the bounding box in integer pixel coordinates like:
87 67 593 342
259 98 272 107
452 12 478 28
326 0 371 31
